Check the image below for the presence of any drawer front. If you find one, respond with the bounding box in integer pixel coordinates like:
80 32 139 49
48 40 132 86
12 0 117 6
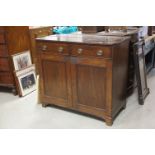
0 58 10 71
0 33 6 43
0 45 8 57
70 44 112 58
0 72 14 85
37 42 69 56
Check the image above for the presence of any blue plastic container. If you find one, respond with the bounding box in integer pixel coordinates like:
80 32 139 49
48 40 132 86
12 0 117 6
53 26 78 34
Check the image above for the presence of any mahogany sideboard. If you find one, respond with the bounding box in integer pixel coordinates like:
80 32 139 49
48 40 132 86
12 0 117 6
36 34 130 126
0 26 30 94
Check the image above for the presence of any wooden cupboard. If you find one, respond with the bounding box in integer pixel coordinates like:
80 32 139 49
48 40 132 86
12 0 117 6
36 34 130 126
0 26 30 94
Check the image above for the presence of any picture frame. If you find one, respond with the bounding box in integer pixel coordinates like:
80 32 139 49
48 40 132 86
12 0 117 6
133 41 150 105
15 65 36 96
12 51 32 71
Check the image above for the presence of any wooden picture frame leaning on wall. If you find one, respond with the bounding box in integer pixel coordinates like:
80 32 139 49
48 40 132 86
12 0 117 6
14 65 36 96
12 51 32 71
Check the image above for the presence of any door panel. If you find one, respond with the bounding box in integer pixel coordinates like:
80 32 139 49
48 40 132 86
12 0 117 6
71 57 112 118
39 54 72 108
76 65 106 109
42 60 67 99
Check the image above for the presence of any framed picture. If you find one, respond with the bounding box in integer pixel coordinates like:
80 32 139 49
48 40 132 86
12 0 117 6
15 65 36 96
12 51 32 71
133 41 150 105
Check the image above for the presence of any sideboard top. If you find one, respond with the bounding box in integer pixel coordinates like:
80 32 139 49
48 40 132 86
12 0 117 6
36 33 130 45
97 28 139 37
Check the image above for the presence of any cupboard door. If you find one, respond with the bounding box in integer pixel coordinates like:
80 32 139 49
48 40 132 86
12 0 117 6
39 54 72 108
71 57 112 119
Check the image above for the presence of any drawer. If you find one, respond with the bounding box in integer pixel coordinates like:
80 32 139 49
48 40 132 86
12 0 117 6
0 45 8 57
0 58 10 71
70 44 112 58
0 72 14 85
37 42 69 55
0 33 6 43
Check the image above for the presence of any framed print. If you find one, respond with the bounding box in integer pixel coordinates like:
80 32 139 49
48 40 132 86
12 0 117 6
15 65 36 96
133 41 150 105
12 51 32 71
15 64 35 77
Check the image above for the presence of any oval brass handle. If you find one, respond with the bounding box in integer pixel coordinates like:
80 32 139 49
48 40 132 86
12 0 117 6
58 47 64 53
42 45 47 51
77 48 83 54
97 50 103 56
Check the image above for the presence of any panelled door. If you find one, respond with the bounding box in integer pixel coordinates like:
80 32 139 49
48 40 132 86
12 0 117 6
70 57 112 119
39 53 72 108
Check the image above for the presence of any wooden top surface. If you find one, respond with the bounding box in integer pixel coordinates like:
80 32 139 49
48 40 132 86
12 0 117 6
29 26 52 30
36 33 130 45
97 28 139 37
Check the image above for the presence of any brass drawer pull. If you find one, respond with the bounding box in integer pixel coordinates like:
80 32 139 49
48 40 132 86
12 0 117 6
58 47 64 53
97 50 103 56
42 45 47 51
77 48 83 54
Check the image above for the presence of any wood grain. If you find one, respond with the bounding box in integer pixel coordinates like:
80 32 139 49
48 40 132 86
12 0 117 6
37 34 130 126
0 26 30 94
